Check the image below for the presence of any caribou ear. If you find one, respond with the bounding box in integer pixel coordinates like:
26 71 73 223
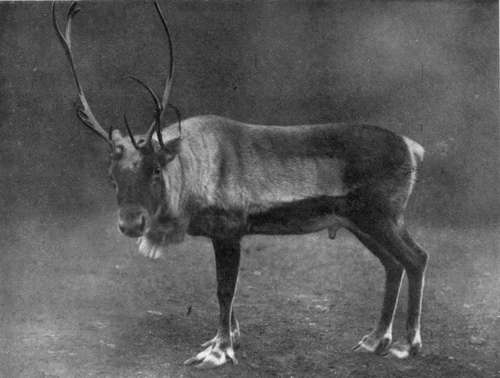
159 137 182 165
164 137 182 154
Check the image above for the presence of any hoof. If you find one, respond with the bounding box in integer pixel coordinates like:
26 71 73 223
410 342 421 357
387 341 410 359
185 338 237 369
353 331 392 355
387 340 421 359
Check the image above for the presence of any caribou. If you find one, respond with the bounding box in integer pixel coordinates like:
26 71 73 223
53 1 428 369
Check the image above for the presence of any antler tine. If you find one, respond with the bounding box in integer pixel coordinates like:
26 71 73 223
123 113 138 149
153 0 175 113
52 2 112 146
62 2 78 49
128 76 162 113
127 76 164 148
139 0 177 147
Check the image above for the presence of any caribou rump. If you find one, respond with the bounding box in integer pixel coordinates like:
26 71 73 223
53 0 428 369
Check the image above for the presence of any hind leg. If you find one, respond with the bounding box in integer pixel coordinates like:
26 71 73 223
357 220 428 358
349 225 404 355
397 229 428 356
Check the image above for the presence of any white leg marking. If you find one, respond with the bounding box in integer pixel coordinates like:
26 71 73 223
388 343 411 359
184 338 237 369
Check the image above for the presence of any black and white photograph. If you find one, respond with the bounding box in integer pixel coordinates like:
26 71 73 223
0 0 498 376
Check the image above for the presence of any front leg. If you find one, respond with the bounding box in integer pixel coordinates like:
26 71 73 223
200 310 240 349
184 237 241 369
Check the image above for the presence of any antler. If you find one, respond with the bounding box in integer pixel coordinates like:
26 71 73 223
128 76 163 147
52 2 112 146
122 0 178 151
123 114 138 149
154 0 175 114
127 77 182 151
141 0 179 148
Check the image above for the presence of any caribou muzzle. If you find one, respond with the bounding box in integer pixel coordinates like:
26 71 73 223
118 207 148 238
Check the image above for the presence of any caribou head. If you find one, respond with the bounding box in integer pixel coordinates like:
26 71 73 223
53 1 182 250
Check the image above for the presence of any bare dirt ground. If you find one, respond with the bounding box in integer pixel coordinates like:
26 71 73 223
1 209 499 377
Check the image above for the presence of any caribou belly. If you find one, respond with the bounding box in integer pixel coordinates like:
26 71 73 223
247 195 348 235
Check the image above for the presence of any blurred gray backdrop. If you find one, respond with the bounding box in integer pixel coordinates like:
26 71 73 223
0 0 498 227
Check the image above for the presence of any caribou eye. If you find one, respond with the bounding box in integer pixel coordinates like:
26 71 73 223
110 145 124 160
152 166 162 177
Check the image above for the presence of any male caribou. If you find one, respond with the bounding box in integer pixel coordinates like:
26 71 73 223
53 1 428 369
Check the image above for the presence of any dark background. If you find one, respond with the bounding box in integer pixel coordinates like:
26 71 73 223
0 1 499 377
0 0 498 226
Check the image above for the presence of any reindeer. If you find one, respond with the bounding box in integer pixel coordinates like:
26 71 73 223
53 1 428 369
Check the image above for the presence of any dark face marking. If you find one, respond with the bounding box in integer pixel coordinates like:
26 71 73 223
108 131 180 239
